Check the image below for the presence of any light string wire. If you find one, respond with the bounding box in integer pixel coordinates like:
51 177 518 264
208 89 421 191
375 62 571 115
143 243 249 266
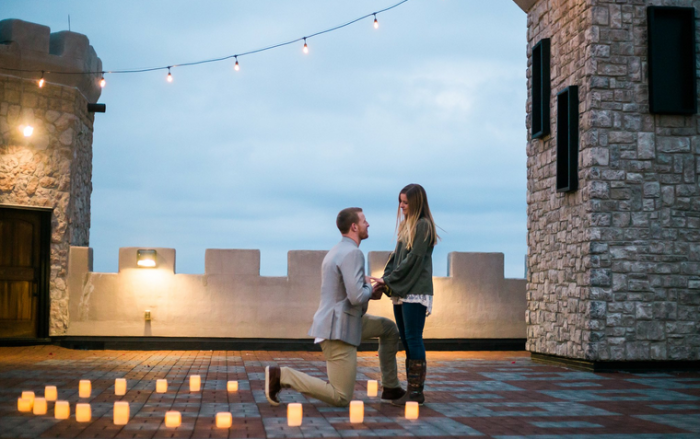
0 0 409 78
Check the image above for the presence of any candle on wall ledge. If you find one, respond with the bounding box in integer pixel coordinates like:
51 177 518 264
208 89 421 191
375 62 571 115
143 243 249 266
164 411 181 427
156 379 168 393
17 398 32 412
55 401 70 420
115 378 127 396
33 397 47 415
44 386 58 401
349 400 364 424
367 380 378 397
215 412 232 428
405 401 419 420
79 380 91 398
21 391 35 406
189 375 201 392
75 403 91 422
227 381 238 392
287 403 302 427
113 401 129 425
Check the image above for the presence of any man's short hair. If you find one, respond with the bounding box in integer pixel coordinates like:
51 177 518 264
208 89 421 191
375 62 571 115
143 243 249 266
336 207 363 234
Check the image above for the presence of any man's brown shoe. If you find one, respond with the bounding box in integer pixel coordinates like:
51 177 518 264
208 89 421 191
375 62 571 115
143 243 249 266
381 386 406 401
265 366 281 406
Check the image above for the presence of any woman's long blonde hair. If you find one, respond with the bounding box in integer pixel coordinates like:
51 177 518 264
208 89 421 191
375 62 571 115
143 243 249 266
396 184 439 249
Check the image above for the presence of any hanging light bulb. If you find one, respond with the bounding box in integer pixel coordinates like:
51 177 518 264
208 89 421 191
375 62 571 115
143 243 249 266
100 75 106 88
167 67 173 83
234 56 240 72
38 71 45 88
374 14 379 29
23 125 34 137
303 38 309 54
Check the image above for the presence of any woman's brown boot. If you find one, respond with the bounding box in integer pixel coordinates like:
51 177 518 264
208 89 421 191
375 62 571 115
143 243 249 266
391 359 426 406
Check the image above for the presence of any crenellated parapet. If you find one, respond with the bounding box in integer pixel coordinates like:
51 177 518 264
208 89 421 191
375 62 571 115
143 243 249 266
66 246 526 339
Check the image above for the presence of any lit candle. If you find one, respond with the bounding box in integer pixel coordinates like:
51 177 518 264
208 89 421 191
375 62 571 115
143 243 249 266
215 412 232 429
44 386 58 401
17 398 32 412
79 380 91 398
287 403 303 427
156 379 168 393
33 397 47 415
189 375 201 392
21 391 35 406
113 401 129 425
164 411 181 427
405 401 419 420
75 403 91 422
367 380 378 397
227 380 238 392
349 400 364 424
115 378 127 396
55 401 70 420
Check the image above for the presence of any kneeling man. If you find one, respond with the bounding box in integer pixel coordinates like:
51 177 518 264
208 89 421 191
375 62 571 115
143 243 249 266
265 207 405 406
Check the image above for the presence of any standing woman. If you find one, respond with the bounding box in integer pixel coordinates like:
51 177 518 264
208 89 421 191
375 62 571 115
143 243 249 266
376 183 438 406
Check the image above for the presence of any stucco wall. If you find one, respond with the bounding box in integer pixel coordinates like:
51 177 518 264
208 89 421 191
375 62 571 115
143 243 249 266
66 247 526 339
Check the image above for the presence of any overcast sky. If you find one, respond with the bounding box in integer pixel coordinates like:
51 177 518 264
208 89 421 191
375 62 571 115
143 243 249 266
7 0 528 278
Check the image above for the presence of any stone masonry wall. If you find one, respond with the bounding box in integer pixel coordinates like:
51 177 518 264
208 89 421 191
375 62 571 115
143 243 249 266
526 0 700 361
0 19 101 335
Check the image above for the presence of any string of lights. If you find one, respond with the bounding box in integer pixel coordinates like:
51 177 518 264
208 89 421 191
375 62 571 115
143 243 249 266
2 0 410 89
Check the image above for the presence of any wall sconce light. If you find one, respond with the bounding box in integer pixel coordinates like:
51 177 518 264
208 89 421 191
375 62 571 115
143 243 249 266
137 250 157 268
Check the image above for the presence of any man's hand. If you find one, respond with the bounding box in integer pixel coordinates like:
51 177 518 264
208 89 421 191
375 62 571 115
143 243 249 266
370 287 383 300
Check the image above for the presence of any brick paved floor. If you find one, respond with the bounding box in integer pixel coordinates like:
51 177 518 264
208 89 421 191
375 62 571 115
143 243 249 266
1 347 700 438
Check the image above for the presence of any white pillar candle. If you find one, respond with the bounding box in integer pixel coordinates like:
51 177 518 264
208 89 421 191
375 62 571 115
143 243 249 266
164 411 181 427
55 401 70 420
189 375 201 392
367 380 378 397
75 403 91 422
113 401 129 425
287 403 303 427
44 386 58 401
33 397 47 415
405 401 419 420
349 400 364 424
156 379 168 393
115 378 127 396
227 380 238 392
79 380 91 398
21 391 35 405
215 412 232 429
17 398 32 412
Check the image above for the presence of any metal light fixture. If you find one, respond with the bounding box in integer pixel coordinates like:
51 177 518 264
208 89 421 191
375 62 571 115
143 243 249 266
137 249 157 268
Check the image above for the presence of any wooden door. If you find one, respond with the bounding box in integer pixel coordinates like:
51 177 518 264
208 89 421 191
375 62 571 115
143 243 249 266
0 207 50 339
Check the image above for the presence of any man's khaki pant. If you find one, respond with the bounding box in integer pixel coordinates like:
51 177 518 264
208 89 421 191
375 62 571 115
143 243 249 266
280 314 400 407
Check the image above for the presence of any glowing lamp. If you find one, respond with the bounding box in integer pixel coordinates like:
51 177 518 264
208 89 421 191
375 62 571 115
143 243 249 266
79 380 91 398
374 16 379 29
367 380 378 397
287 403 302 427
33 397 47 415
405 401 419 420
100 76 106 88
22 125 34 137
21 391 35 405
215 412 232 428
227 381 238 392
113 402 129 425
45 386 58 401
234 57 240 71
349 400 364 424
156 379 168 393
55 401 70 420
115 378 127 396
17 398 32 412
189 375 201 392
38 77 45 88
76 403 91 422
303 38 309 54
164 411 181 427
137 249 157 267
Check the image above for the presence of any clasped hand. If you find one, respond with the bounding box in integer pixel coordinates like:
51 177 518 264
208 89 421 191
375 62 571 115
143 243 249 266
365 276 386 300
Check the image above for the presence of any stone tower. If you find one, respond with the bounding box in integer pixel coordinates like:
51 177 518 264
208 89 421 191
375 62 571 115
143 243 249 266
517 0 700 366
0 19 102 335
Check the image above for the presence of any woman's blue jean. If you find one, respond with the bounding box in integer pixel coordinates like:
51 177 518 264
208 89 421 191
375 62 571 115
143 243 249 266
393 303 426 360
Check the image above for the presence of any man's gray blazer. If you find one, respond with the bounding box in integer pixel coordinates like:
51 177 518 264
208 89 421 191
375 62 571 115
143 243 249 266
308 236 373 347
